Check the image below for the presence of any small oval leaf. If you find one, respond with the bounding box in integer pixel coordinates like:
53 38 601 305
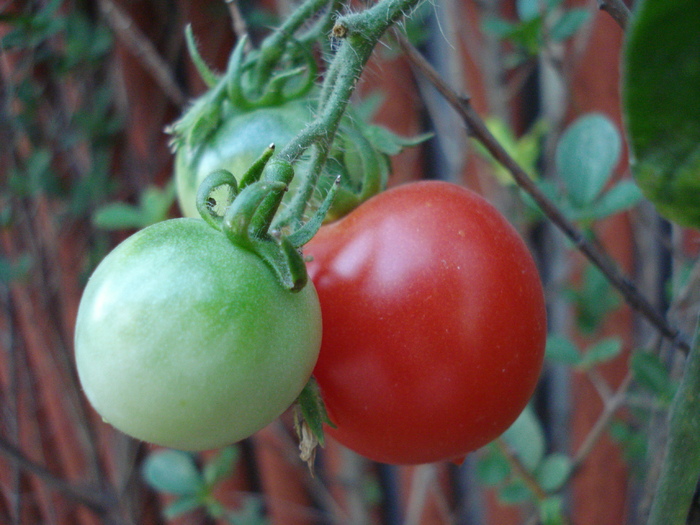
503 405 546 471
142 449 204 496
556 113 621 207
536 453 572 492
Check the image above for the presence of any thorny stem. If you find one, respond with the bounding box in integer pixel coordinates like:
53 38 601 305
396 34 691 355
597 0 632 30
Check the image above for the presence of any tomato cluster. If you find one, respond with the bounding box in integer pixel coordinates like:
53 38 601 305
75 19 546 462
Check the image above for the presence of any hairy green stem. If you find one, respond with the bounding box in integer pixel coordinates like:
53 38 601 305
254 0 333 87
299 0 344 47
647 314 700 525
276 143 331 226
278 0 423 164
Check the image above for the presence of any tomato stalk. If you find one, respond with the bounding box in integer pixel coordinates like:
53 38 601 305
647 314 700 525
271 0 423 229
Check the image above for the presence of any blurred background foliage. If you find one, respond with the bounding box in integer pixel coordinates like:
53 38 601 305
1 0 698 524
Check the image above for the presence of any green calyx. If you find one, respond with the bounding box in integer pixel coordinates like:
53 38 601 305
196 147 338 292
171 0 429 291
168 26 317 154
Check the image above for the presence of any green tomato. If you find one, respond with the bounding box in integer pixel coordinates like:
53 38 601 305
75 218 322 451
175 99 314 218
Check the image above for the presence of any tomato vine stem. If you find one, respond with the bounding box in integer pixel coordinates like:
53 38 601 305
276 0 423 163
272 0 422 232
647 314 700 525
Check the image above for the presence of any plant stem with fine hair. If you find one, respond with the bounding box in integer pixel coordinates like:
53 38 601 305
647 315 700 524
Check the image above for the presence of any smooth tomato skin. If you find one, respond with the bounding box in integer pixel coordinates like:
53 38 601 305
305 181 546 464
175 99 313 218
75 218 322 451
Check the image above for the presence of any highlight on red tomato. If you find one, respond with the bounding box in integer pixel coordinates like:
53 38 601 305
304 180 547 465
75 218 322 451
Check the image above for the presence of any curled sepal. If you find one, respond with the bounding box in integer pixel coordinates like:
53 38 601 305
227 35 317 110
196 169 239 230
287 176 341 248
221 181 286 244
216 181 308 292
250 160 296 237
185 24 219 88
238 144 277 190
225 35 254 110
249 41 318 108
255 236 308 292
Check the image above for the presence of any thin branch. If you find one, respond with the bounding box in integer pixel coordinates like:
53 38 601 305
396 34 691 355
494 438 549 502
0 436 115 517
99 0 186 107
587 368 615 403
224 0 251 47
597 0 632 30
571 372 633 471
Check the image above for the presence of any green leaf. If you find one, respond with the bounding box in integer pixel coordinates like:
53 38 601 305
164 495 204 520
510 17 545 55
352 92 385 122
499 479 533 505
631 351 675 401
503 405 545 471
539 496 566 525
139 182 176 225
566 264 620 334
361 124 432 156
623 0 700 228
93 184 174 230
536 453 572 492
578 338 622 370
481 16 518 39
550 9 591 41
0 254 33 284
92 203 145 230
609 420 648 468
203 446 239 487
586 179 643 220
142 449 204 496
476 446 511 486
477 117 546 184
545 334 581 366
226 497 268 525
517 0 545 22
556 113 621 207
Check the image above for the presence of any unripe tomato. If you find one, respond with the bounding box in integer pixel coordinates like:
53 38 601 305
305 181 546 464
174 99 313 218
75 218 322 451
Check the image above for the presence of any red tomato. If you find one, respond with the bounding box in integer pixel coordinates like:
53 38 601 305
305 181 546 464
